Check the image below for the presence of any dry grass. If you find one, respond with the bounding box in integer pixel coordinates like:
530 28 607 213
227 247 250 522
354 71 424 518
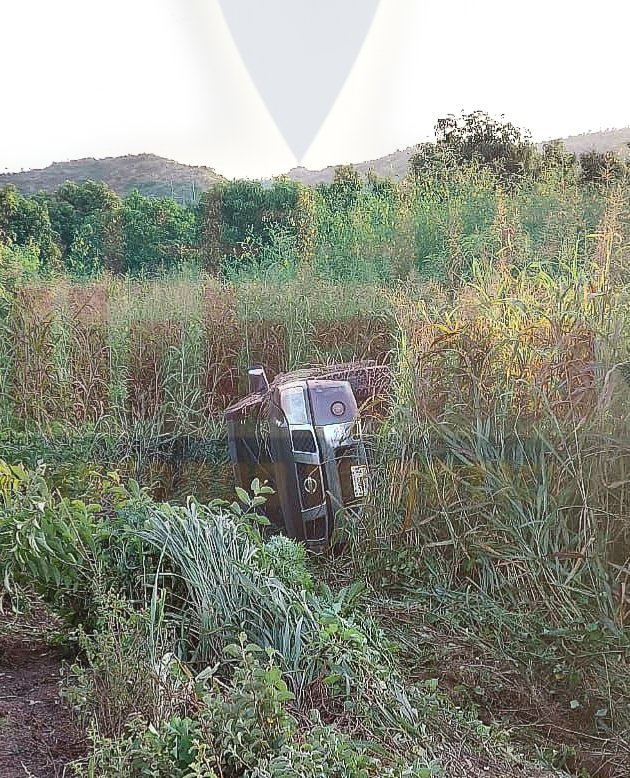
2 275 395 431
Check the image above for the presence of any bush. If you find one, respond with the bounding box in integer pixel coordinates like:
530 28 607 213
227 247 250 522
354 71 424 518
72 636 438 778
0 460 102 617
75 715 219 777
64 594 174 737
0 461 153 622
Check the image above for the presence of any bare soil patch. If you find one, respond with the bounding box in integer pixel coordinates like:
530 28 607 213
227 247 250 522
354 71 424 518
0 612 85 778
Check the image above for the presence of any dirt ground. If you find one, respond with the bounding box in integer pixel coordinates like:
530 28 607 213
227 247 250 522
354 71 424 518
0 612 85 778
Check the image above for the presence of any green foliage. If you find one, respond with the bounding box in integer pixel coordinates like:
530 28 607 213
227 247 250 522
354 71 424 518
0 460 153 621
433 110 537 180
0 114 626 283
71 633 442 778
42 181 123 273
579 148 627 185
260 534 314 591
320 164 363 210
64 594 169 737
75 715 219 777
0 460 585 775
0 242 39 310
137 497 322 679
313 182 398 282
0 185 61 270
0 460 101 613
5 112 630 775
210 178 301 271
203 639 297 772
408 143 461 181
221 224 300 283
541 139 577 179
122 191 198 273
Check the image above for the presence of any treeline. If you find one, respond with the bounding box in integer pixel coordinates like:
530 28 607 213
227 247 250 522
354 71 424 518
0 178 304 276
1 111 628 281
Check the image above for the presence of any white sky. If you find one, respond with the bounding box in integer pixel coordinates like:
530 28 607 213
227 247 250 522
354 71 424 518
2 0 629 180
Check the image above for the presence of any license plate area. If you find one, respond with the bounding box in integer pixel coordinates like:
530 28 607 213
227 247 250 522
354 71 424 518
351 464 369 498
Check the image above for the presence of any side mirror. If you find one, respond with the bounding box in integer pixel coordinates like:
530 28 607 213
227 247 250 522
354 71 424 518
248 365 269 395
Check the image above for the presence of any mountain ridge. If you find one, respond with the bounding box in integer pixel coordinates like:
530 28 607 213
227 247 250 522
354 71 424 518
284 127 630 185
0 153 225 200
2 127 630 196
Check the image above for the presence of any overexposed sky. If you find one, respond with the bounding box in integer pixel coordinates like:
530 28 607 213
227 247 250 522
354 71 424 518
2 0 629 179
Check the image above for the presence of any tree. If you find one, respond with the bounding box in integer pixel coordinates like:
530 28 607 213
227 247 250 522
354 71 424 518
579 149 627 185
0 186 19 243
219 180 265 250
122 191 197 273
206 179 301 266
366 170 397 200
408 143 459 180
321 165 362 210
0 185 60 270
433 110 537 179
44 181 124 272
196 187 224 272
540 140 577 179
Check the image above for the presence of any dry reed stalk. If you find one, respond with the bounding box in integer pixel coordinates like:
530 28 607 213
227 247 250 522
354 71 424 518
201 282 241 412
240 319 289 383
127 320 183 422
9 307 57 422
67 321 111 423
67 282 110 325
593 185 624 291
312 314 394 363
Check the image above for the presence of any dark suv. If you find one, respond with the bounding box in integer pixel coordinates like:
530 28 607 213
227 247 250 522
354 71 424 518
224 362 388 547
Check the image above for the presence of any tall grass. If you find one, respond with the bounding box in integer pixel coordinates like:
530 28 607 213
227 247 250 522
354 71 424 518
140 500 321 693
3 172 630 774
353 216 630 772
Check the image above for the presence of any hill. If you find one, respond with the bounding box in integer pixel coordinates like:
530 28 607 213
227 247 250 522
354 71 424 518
0 153 225 200
558 126 630 157
286 145 416 186
284 127 630 186
2 127 630 196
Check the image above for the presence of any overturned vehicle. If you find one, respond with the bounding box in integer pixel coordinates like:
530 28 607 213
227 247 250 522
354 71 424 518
224 362 389 548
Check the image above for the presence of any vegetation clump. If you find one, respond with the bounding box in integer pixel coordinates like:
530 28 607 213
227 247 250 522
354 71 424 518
2 111 630 776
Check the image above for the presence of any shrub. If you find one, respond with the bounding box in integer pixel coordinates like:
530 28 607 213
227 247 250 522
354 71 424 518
64 594 173 737
75 715 218 777
72 637 438 778
138 497 322 685
0 461 153 621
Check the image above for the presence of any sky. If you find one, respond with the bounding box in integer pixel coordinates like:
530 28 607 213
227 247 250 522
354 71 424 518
2 0 630 180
